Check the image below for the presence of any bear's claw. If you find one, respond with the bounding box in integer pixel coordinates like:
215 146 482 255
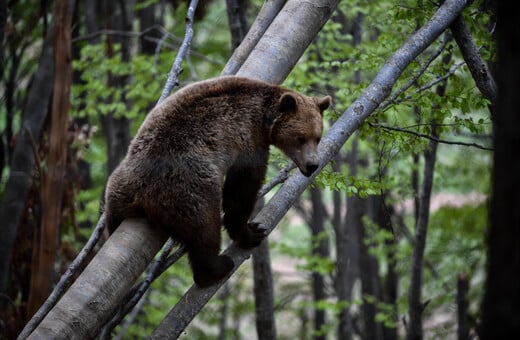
236 222 267 248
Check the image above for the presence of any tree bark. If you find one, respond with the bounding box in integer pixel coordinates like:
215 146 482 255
27 220 168 339
26 0 75 319
450 14 497 102
480 0 520 337
222 0 286 75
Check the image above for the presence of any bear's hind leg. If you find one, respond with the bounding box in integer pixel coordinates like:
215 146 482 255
181 208 234 287
188 251 234 287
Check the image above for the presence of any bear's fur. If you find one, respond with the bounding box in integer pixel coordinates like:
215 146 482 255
104 76 331 286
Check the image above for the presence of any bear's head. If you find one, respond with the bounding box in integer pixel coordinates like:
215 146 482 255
270 92 331 177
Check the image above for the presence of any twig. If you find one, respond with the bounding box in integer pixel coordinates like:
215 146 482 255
257 163 297 198
17 214 107 339
386 60 466 108
157 0 199 104
370 122 493 150
380 32 451 110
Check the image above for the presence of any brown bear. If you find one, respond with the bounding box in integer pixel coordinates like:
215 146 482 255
104 76 331 286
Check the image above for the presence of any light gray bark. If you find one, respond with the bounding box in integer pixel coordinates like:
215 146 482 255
26 220 168 339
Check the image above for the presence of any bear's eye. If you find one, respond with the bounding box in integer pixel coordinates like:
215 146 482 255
297 136 306 145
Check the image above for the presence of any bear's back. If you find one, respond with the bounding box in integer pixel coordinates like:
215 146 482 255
127 77 283 158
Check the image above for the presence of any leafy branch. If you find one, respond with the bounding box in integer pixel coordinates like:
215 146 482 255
369 122 493 150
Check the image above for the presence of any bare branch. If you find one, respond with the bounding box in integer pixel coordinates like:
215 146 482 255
384 60 466 109
257 163 297 198
157 0 199 104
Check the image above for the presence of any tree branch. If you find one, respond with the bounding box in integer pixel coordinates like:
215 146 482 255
157 0 199 104
369 122 493 150
450 14 497 102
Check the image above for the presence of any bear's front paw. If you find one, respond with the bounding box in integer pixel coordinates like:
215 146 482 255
236 222 268 249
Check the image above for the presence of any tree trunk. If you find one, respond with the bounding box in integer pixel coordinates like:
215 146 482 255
26 0 75 319
226 0 249 50
407 41 450 340
0 19 55 309
100 0 132 174
371 194 398 340
310 186 329 340
357 196 382 340
333 152 357 340
480 0 520 337
27 220 168 339
457 274 469 340
252 240 277 340
137 0 163 55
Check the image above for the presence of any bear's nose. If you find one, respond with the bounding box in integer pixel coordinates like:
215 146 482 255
304 163 319 177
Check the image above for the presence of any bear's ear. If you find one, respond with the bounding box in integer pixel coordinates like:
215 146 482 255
278 93 298 113
316 96 332 113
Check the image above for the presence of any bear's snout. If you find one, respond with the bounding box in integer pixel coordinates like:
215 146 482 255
303 162 319 177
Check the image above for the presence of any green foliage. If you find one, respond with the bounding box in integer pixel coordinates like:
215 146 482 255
281 0 493 337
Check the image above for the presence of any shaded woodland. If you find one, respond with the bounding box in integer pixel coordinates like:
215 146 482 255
1 0 518 339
